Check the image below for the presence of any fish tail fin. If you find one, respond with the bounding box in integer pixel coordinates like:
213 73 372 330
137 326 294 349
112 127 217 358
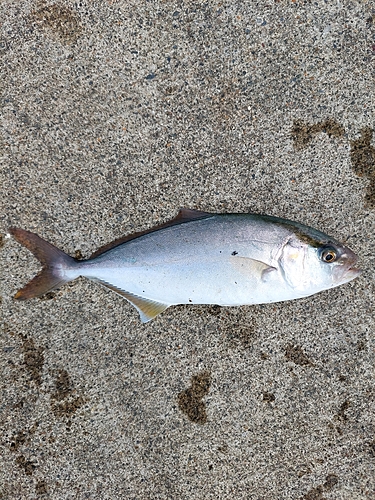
8 227 79 300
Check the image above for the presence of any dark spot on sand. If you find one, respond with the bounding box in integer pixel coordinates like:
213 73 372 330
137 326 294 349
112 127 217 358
291 119 345 150
207 305 221 316
9 423 39 452
12 398 25 409
0 233 4 249
262 392 275 402
177 371 211 424
35 480 48 495
336 400 351 421
301 485 324 500
16 455 37 475
51 369 72 401
285 344 314 367
323 474 339 490
368 440 375 457
30 3 82 45
357 340 366 351
297 464 312 478
21 335 44 385
50 369 86 417
225 317 257 349
217 443 228 453
350 127 375 208
300 474 338 499
74 249 83 260
9 430 27 451
52 396 86 417
51 396 85 418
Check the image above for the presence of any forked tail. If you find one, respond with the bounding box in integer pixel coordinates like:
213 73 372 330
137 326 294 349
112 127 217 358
8 228 79 300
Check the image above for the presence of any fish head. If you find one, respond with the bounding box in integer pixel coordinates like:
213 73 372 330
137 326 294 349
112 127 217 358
280 231 361 295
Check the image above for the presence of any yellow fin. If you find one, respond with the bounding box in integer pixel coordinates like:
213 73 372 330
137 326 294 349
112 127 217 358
94 280 169 323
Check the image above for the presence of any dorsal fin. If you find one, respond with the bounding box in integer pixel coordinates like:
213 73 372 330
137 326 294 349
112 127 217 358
89 208 211 259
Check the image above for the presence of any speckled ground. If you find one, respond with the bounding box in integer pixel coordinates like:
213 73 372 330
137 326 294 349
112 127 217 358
1 1 375 499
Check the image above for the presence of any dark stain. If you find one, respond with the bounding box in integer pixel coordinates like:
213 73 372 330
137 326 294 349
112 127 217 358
74 249 83 260
291 119 345 150
51 396 85 418
297 464 312 478
209 83 241 124
36 480 48 495
21 335 44 385
262 392 275 402
177 371 211 424
225 318 257 349
51 369 72 401
357 340 366 351
301 485 324 500
368 440 375 457
301 474 339 499
12 398 25 409
337 400 351 421
9 430 27 451
50 369 86 417
350 127 375 208
0 233 4 249
9 422 39 452
16 455 37 476
285 344 314 367
39 291 56 301
323 474 338 490
207 305 222 316
217 443 228 453
30 3 82 45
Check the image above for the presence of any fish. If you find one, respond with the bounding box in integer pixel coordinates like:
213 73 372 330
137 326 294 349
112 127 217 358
8 208 361 323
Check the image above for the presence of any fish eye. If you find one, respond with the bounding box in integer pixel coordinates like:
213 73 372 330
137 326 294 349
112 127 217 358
320 247 337 263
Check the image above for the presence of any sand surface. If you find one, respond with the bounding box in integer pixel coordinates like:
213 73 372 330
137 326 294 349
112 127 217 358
1 1 374 498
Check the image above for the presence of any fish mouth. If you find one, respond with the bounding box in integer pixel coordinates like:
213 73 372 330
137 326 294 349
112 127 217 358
333 247 361 284
346 266 362 278
332 265 361 286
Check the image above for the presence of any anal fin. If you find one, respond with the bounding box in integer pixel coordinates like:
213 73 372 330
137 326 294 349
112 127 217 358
94 280 170 323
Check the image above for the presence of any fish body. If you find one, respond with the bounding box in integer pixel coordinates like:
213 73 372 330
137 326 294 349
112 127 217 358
9 209 360 322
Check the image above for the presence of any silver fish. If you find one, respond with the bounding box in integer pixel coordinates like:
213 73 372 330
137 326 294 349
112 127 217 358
9 209 361 322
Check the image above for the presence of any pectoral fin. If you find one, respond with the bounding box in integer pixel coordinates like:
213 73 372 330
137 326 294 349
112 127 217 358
230 256 276 281
94 280 170 323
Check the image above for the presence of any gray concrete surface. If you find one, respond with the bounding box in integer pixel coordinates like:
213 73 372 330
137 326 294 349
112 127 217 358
1 0 374 498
